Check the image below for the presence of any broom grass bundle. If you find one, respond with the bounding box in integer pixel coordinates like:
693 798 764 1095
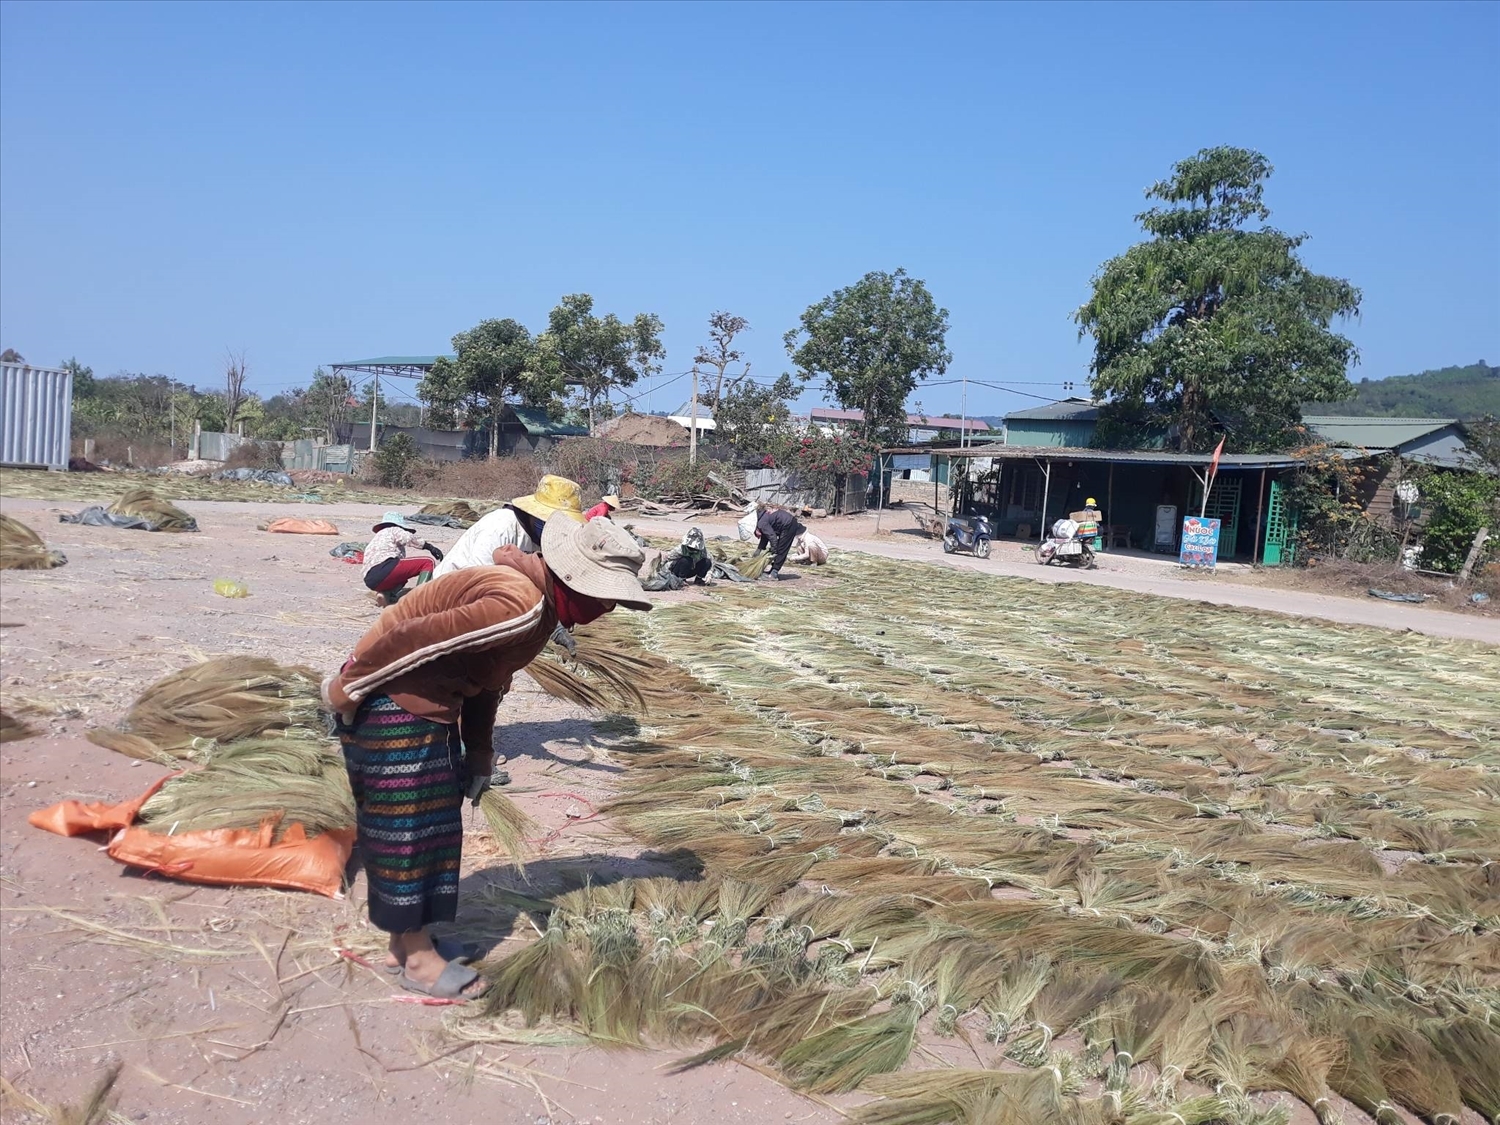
0 708 38 743
87 656 323 761
737 552 771 581
478 789 541 871
1421 1018 1500 1122
138 734 354 838
780 991 927 1094
1007 971 1121 1067
417 500 480 525
0 514 66 569
852 1068 1061 1125
107 488 198 532
984 955 1052 1044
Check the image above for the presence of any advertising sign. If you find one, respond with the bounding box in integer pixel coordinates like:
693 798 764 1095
1179 516 1221 569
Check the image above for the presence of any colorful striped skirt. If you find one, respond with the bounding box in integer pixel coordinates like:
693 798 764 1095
338 694 465 934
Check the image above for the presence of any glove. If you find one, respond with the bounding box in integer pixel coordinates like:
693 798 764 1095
550 623 577 655
425 543 445 561
465 774 492 806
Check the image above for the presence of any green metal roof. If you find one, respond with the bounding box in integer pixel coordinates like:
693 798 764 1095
508 405 588 438
330 355 453 370
1304 416 1457 449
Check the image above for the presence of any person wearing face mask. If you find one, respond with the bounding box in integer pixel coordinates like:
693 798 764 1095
666 527 712 586
322 513 652 1002
431 475 584 579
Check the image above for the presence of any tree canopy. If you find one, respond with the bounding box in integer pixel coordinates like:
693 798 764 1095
418 318 559 457
540 294 664 434
1075 147 1361 452
695 311 751 410
785 269 951 446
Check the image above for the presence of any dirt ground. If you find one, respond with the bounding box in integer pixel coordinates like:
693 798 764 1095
0 496 839 1124
0 490 1493 1123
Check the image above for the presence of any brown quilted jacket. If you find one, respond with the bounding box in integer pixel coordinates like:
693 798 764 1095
323 548 558 768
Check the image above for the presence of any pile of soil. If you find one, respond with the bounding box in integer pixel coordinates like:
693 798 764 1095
597 413 689 447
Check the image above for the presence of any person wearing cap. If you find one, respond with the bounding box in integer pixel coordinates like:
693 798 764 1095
584 494 620 522
362 512 445 604
432 475 583 579
323 513 652 1002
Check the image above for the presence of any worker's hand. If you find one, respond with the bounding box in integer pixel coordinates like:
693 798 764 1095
464 774 492 806
550 623 577 655
425 542 445 561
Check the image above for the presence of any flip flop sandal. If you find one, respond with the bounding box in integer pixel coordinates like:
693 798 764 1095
399 961 489 1001
382 937 478 974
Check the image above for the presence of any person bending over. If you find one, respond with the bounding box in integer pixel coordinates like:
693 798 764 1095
323 514 653 1001
432 475 583 578
752 505 806 580
362 512 444 605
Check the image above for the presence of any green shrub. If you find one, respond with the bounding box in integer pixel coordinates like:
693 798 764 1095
1417 470 1499 573
373 433 421 489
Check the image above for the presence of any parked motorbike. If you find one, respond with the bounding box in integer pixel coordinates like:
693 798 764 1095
1036 518 1096 568
942 514 993 559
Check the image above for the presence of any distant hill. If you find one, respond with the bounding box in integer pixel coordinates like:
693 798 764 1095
1304 361 1499 419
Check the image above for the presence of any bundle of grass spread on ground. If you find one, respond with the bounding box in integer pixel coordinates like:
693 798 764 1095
452 553 1500 1125
0 514 67 569
0 466 396 505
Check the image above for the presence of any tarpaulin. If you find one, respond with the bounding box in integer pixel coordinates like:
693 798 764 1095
264 517 340 535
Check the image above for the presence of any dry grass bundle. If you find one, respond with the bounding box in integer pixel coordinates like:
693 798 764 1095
137 734 353 838
87 656 322 760
984 955 1053 1044
418 499 480 525
1422 1018 1500 1122
108 488 198 532
780 991 926 1093
738 552 770 580
853 1068 1061 1125
0 708 39 742
479 789 540 870
529 634 651 714
0 514 66 569
1008 971 1121 1066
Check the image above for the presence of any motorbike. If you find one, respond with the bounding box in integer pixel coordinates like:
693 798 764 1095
942 514 993 559
1036 518 1097 568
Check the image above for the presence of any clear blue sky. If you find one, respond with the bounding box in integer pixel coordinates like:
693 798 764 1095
2 1 1496 420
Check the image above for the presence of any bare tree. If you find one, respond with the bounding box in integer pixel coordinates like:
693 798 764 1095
694 312 751 411
224 350 248 432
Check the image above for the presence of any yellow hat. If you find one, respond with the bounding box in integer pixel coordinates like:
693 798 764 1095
1085 497 1097 506
510 475 585 524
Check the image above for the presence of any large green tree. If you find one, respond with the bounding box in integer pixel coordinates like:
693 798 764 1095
540 294 664 434
418 318 559 457
1075 147 1361 452
784 269 951 445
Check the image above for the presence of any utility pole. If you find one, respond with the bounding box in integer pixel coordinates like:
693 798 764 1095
368 373 379 453
960 376 967 450
169 381 176 459
689 366 700 464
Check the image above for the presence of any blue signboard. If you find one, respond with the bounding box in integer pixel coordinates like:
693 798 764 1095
1179 516 1221 569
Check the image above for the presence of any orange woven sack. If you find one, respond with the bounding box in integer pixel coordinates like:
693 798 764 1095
108 821 353 898
30 782 352 898
264 517 339 535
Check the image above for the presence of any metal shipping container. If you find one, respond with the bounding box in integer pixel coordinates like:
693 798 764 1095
1 363 74 471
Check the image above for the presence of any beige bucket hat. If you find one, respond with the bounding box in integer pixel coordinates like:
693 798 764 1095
541 511 653 612
510 475 585 524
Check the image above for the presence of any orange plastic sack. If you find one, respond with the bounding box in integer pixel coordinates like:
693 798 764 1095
108 821 353 898
30 781 352 898
27 775 173 836
264 517 339 535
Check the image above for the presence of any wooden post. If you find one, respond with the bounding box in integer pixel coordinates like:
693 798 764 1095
1253 469 1267 565
84 438 96 463
875 453 885 535
1106 463 1114 546
191 419 201 460
1037 458 1051 541
1458 527 1490 583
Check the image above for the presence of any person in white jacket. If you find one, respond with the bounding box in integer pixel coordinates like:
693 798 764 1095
432 475 584 579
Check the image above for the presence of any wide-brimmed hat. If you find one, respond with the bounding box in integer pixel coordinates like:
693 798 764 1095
600 494 621 509
372 511 416 533
510 475 585 525
541 511 652 612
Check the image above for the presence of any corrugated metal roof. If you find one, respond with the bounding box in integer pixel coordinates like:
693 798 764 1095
1304 416 1458 449
1003 398 1100 423
883 443 1357 469
330 355 453 370
810 406 990 431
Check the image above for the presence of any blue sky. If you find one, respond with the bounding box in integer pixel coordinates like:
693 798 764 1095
2 1 1496 420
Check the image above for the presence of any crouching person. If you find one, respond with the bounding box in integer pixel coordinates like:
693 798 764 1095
323 514 652 1000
